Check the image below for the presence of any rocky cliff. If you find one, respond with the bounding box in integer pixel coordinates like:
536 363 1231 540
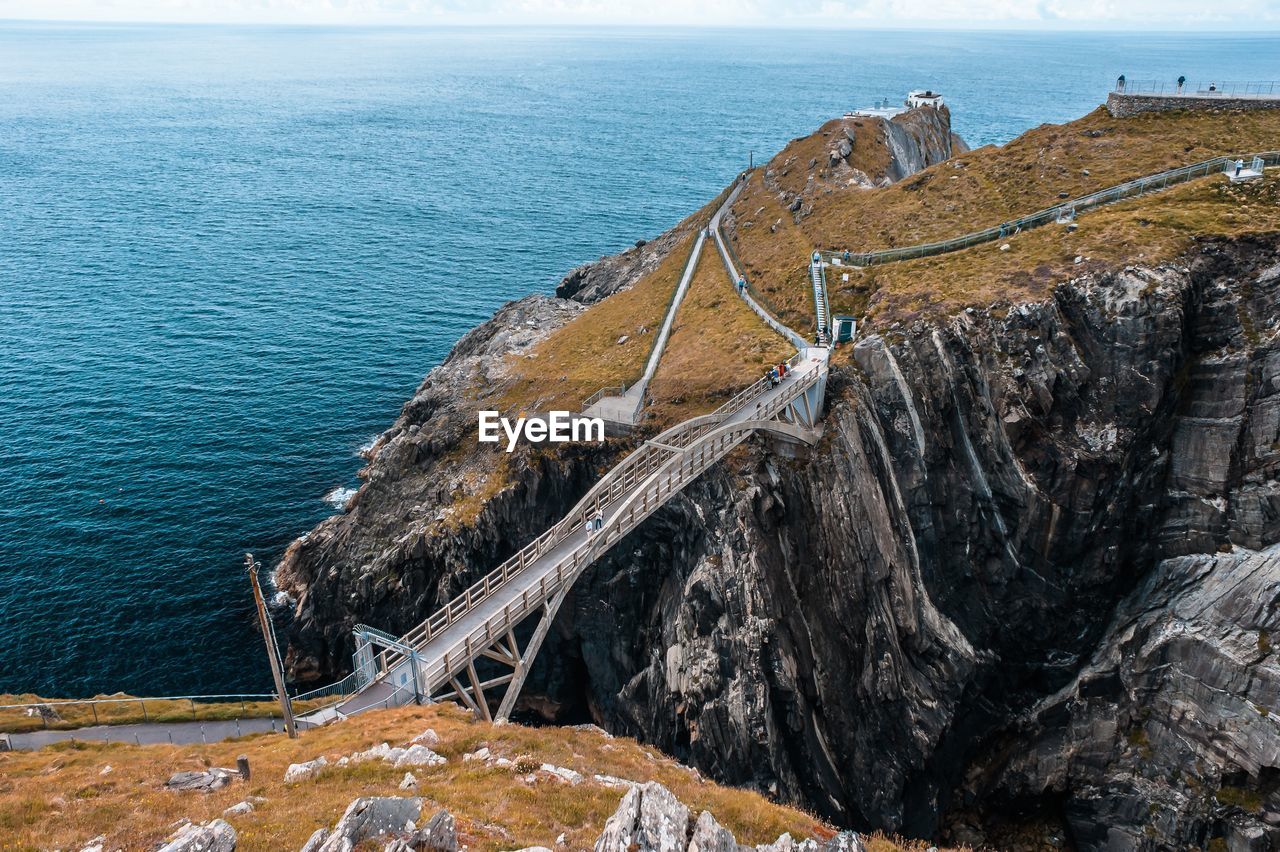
277 105 1280 850
526 238 1280 849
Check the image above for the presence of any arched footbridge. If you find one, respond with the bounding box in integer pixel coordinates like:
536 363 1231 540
301 347 829 724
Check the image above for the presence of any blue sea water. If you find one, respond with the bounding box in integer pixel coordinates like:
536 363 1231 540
1 24 1277 697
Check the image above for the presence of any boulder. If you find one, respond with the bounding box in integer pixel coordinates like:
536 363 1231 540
394 744 446 768
595 785 641 852
412 809 458 852
398 772 418 790
284 756 328 783
317 797 421 852
350 743 406 765
539 763 584 785
595 782 690 852
299 828 329 852
410 728 440 747
157 818 237 852
165 769 237 793
687 811 738 852
223 801 253 817
820 833 866 852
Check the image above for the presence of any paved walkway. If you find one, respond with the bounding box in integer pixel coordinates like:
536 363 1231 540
7 717 290 750
710 180 810 349
583 228 709 426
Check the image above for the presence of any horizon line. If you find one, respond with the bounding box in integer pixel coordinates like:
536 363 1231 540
3 17 1279 33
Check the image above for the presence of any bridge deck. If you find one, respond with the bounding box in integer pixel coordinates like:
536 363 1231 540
326 351 826 719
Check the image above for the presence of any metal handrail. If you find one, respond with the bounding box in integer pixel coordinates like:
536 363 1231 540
0 694 275 710
826 151 1280 268
0 693 283 730
710 178 810 350
581 181 739 412
1116 80 1280 97
391 363 828 697
365 358 825 690
374 358 812 677
291 672 362 704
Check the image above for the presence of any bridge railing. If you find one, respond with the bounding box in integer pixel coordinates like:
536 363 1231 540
371 358 824 684
581 180 740 413
405 363 828 697
1117 80 1280 97
712 201 809 349
826 151 1280 268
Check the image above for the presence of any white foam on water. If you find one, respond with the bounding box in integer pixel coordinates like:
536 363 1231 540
355 435 379 457
324 486 357 510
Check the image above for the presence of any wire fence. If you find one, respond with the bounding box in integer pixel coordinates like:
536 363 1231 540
825 151 1280 268
1116 80 1280 97
0 694 279 733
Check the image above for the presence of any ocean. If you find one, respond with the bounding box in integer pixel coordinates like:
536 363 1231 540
2 24 1276 697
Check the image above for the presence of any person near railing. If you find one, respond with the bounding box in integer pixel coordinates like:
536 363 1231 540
1177 76 1186 94
1236 158 1245 177
1116 74 1126 93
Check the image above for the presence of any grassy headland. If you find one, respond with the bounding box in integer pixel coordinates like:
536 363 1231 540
727 106 1280 325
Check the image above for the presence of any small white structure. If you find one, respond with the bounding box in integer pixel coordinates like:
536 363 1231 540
906 89 944 109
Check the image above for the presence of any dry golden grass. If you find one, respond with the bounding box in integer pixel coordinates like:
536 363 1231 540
835 171 1280 322
0 704 836 852
728 106 1280 327
645 250 795 424
497 196 730 417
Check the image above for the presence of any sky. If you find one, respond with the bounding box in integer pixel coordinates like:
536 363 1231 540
1 0 1278 28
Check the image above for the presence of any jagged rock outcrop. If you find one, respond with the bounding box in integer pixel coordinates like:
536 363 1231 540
522 237 1280 848
882 105 968 181
968 544 1280 848
157 819 237 852
557 226 689 304
593 782 865 852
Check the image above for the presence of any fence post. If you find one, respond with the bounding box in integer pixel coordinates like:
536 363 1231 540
141 699 148 722
191 698 197 720
92 703 98 726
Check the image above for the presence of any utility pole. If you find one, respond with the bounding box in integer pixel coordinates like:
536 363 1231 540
246 553 296 738
749 150 754 170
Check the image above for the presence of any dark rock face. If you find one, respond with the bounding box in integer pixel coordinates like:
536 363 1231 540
522 238 1280 848
556 225 687 304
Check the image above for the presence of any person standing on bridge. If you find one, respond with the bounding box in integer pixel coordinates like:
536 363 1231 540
1236 158 1245 177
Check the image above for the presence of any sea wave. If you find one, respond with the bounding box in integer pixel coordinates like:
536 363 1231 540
323 486 357 510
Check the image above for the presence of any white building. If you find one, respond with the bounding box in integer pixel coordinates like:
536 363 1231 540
906 89 944 109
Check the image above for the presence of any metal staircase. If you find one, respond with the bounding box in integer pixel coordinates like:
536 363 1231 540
304 348 829 724
810 253 831 345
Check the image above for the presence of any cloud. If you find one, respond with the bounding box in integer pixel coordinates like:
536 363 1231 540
0 0 1276 25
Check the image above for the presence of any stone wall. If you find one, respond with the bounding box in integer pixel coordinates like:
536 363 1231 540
1107 90 1280 118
